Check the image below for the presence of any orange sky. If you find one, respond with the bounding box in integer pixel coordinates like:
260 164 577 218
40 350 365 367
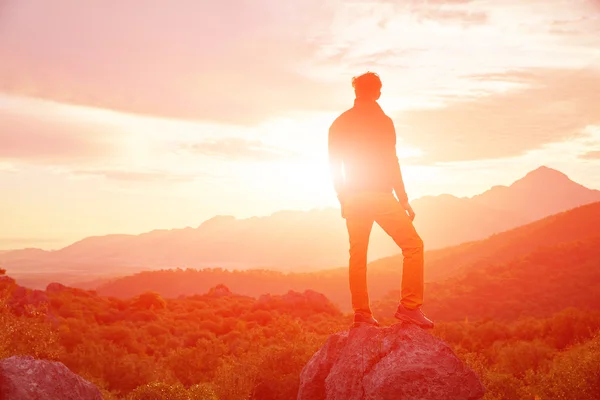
1 0 600 249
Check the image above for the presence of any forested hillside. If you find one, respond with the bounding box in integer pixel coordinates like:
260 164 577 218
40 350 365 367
90 202 600 314
2 266 600 399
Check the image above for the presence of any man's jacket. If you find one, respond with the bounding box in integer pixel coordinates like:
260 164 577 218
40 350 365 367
328 98 408 203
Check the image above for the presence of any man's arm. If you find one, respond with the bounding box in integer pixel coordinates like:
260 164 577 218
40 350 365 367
386 118 415 220
328 121 345 199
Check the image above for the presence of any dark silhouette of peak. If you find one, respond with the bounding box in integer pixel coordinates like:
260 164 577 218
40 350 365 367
521 165 567 179
198 215 236 229
510 166 576 191
476 166 584 196
470 166 600 221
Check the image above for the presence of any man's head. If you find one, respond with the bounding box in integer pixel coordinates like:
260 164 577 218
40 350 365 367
352 72 382 101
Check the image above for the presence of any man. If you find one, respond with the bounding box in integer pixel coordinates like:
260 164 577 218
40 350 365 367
328 72 434 329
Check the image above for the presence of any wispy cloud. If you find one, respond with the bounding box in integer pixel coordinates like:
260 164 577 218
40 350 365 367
0 108 117 163
579 150 600 160
0 162 17 173
71 169 201 183
396 68 600 163
0 0 343 125
463 70 539 84
413 8 488 26
181 138 301 162
374 0 488 26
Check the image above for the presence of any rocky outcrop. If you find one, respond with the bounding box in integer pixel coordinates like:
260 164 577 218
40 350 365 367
256 290 342 318
208 284 233 297
298 323 485 400
46 282 68 293
0 356 102 400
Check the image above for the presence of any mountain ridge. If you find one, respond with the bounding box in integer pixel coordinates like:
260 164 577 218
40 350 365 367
92 201 600 314
2 166 599 281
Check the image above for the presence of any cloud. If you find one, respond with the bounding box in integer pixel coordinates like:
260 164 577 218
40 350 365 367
546 15 599 37
0 108 117 164
413 8 488 26
374 0 476 5
464 70 539 84
0 163 17 173
427 0 476 3
181 138 301 162
579 150 600 160
329 47 425 69
71 169 200 183
376 0 487 26
396 68 600 163
0 0 344 126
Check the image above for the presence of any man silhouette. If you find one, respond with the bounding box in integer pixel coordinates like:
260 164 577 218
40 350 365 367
328 72 434 329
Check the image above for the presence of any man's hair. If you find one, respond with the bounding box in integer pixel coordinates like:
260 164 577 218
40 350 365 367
352 72 382 99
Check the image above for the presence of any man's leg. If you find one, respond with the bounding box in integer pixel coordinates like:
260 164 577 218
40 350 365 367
373 196 433 329
345 216 375 315
373 201 424 310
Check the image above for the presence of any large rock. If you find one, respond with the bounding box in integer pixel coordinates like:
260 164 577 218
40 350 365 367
298 323 485 400
0 356 102 400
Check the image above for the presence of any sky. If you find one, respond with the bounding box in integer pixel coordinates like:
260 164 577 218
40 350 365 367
1 0 600 250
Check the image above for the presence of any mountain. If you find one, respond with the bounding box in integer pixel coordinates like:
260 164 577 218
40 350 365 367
411 166 600 249
366 195 600 286
2 166 599 281
471 166 600 219
373 225 600 321
93 201 600 314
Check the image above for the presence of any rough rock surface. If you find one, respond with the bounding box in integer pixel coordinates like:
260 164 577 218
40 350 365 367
298 323 485 400
0 356 102 400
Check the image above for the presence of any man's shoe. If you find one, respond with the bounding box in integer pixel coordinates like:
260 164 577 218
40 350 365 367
353 312 380 328
394 304 434 329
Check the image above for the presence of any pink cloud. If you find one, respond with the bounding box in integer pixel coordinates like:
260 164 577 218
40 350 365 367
377 0 488 26
0 0 344 125
414 8 488 26
0 109 116 163
181 138 301 161
396 68 600 163
580 150 600 160
71 169 200 183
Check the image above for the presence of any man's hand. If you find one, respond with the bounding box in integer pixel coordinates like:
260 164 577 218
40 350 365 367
400 199 416 222
337 193 347 218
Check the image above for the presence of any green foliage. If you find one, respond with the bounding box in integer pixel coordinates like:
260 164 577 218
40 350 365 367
0 293 60 360
132 292 166 311
126 382 189 400
2 267 600 400
439 309 600 400
374 238 600 322
528 335 600 400
188 383 219 400
124 381 219 400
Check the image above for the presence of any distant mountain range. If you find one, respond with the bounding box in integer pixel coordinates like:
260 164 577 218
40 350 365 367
94 201 600 316
2 166 600 281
